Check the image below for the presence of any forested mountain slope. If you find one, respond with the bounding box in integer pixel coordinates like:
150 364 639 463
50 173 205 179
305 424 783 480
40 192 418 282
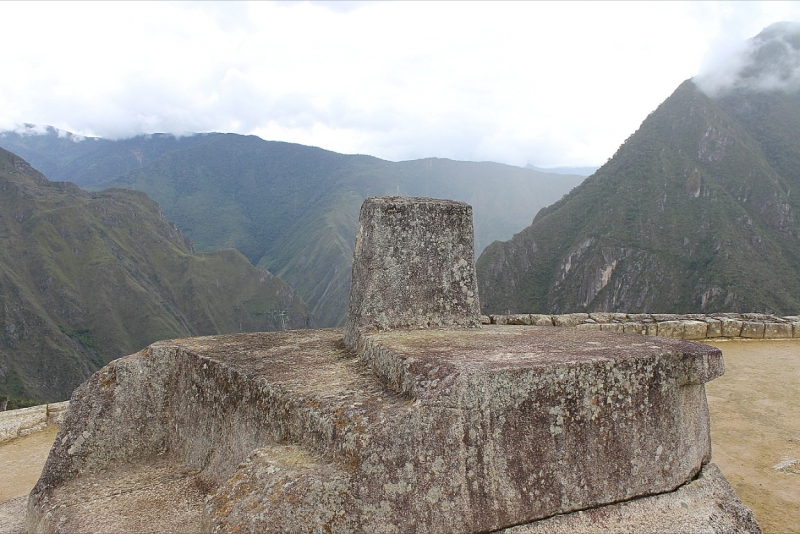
477 76 800 315
0 148 310 402
0 130 582 326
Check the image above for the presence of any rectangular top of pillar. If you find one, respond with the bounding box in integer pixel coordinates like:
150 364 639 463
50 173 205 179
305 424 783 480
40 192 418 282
345 196 481 343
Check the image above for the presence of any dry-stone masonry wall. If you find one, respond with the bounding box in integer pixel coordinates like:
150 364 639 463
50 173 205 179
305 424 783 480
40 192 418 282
486 312 800 339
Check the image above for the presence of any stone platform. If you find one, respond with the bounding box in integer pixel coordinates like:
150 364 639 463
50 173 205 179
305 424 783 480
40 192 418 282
27 326 757 533
26 196 759 532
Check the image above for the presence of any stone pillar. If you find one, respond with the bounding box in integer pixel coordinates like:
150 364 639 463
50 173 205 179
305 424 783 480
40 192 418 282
344 196 480 348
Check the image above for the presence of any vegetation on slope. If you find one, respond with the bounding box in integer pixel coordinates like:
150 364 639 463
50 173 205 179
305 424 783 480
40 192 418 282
0 131 583 326
0 148 311 402
477 79 800 315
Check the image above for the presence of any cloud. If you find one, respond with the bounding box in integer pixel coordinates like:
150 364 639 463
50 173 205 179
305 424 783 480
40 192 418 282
695 21 800 96
306 1 367 14
1 2 799 168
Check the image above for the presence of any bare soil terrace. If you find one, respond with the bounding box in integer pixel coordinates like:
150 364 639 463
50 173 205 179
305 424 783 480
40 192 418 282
704 339 800 534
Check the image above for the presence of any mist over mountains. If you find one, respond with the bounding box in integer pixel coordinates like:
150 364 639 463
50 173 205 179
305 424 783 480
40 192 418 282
1 130 583 326
696 21 800 97
478 22 800 316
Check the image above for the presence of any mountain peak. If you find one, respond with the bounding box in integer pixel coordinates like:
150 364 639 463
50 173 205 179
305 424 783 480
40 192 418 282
695 20 800 97
477 39 800 316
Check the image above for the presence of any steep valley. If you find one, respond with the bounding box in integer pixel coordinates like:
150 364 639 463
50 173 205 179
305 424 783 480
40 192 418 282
1 130 583 326
0 148 311 402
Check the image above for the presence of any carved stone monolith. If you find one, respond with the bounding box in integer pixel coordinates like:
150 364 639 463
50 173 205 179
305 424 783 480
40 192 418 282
26 196 760 534
345 196 480 349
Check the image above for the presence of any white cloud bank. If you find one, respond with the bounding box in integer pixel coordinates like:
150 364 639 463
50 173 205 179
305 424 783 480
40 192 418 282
0 1 799 167
695 21 800 96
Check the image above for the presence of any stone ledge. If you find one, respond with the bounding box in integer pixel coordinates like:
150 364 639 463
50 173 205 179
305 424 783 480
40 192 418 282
485 313 800 340
499 463 759 533
29 458 204 534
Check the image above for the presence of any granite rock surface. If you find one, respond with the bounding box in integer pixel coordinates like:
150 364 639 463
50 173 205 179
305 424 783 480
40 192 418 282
26 196 759 533
27 326 755 533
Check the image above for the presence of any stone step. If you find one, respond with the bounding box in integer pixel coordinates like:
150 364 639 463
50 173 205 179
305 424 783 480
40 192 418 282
28 330 405 532
29 458 204 534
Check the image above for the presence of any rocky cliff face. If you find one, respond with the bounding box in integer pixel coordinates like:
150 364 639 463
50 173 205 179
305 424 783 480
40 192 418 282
477 77 800 316
477 23 800 317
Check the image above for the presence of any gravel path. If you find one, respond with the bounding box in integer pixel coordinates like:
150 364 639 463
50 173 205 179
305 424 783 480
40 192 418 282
0 426 59 533
0 426 59 501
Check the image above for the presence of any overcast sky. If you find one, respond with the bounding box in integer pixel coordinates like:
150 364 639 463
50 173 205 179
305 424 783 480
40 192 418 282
1 1 799 168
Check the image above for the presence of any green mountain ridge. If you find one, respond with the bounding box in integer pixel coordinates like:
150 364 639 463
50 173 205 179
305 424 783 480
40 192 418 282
0 127 209 188
0 148 311 402
0 131 584 326
477 30 800 317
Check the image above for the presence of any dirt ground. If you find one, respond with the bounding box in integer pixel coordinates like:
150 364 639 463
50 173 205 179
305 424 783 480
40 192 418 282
705 339 800 534
0 425 59 502
0 340 797 532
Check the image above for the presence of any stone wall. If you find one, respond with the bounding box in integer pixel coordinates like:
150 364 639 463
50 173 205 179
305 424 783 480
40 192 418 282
484 312 800 340
0 401 69 444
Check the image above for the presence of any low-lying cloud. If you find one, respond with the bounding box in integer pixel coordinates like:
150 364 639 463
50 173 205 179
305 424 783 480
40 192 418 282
1 3 799 168
695 21 800 97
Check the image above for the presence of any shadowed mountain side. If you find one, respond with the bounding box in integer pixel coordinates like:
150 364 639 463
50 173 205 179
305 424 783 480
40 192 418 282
0 148 311 402
0 131 583 326
477 79 800 316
